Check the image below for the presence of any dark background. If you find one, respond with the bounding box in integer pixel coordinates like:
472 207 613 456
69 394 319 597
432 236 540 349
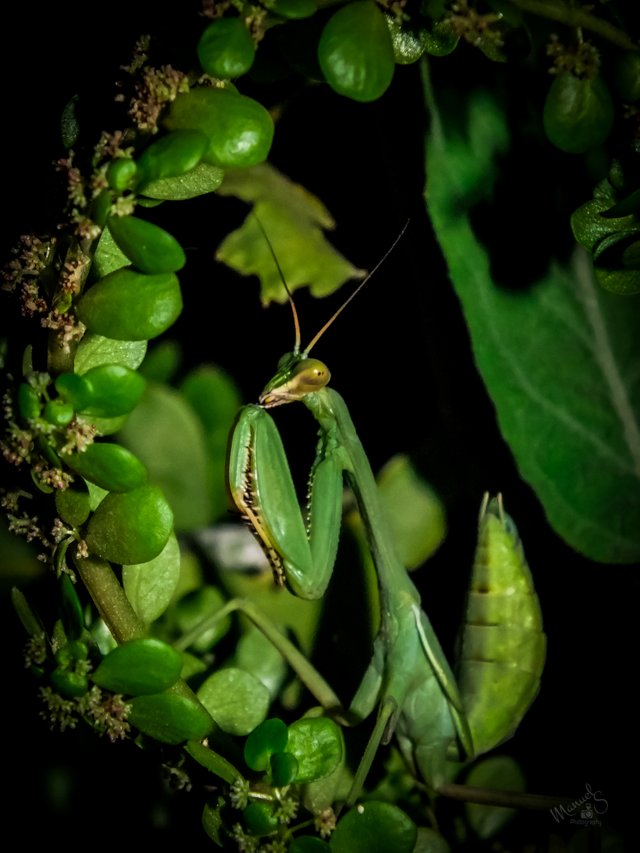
1 2 635 848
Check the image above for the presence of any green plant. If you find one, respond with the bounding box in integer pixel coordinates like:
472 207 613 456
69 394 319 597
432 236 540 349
2 1 635 849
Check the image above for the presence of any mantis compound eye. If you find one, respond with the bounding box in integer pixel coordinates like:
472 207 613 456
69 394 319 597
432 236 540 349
292 358 331 393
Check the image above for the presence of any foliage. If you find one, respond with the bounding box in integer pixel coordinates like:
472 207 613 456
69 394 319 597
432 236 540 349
1 1 635 850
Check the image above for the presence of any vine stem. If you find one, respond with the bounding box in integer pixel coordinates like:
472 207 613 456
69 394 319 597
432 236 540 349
74 553 145 643
508 0 639 50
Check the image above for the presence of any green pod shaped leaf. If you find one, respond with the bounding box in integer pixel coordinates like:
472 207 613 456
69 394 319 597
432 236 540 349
85 483 174 564
44 399 74 426
75 268 183 341
543 72 614 154
93 638 183 695
18 383 41 420
128 691 213 744
63 442 147 492
55 480 91 526
197 18 256 79
80 364 146 417
106 158 138 191
244 717 289 771
51 667 89 698
318 1 395 102
107 215 186 274
331 802 417 853
286 716 343 784
137 129 209 186
55 372 92 410
165 88 274 168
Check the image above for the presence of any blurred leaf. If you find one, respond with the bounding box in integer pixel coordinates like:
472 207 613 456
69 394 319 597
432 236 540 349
118 383 212 531
331 801 417 853
60 94 80 148
173 585 232 652
425 85 640 563
377 454 447 568
140 340 182 383
234 624 288 699
413 827 451 852
197 667 270 735
11 587 45 637
180 365 241 521
216 163 365 305
93 637 183 695
123 532 181 624
464 755 525 839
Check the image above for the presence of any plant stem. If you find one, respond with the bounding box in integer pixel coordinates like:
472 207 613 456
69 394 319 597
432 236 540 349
508 0 638 50
74 553 145 643
438 782 577 810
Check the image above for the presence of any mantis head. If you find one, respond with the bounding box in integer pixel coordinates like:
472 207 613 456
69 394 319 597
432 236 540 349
259 353 331 408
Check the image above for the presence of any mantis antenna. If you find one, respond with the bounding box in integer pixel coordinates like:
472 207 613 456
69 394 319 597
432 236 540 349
253 214 410 357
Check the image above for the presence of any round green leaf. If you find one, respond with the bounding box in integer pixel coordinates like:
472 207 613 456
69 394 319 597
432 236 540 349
165 87 274 168
543 72 614 154
51 667 89 698
286 716 343 784
55 372 92 410
270 750 299 787
386 13 430 64
80 364 146 417
74 335 147 374
289 837 331 853
244 717 289 771
197 668 270 735
137 129 209 185
93 637 182 695
197 18 256 79
318 1 395 102
63 442 147 492
123 532 181 624
85 483 173 564
44 399 74 426
55 480 91 526
331 802 417 853
107 215 186 274
242 801 279 837
75 268 182 341
128 691 213 744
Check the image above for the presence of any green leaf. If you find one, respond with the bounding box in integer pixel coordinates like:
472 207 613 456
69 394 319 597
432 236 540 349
63 442 147 492
140 160 224 200
412 827 451 853
93 637 183 695
137 129 209 187
74 334 147 374
464 756 525 839
76 268 182 341
318 1 395 102
425 86 640 563
106 215 186 274
123 532 181 624
80 364 147 417
118 382 213 530
377 454 447 568
85 483 174 564
197 17 256 79
234 625 287 699
330 801 417 853
216 163 365 305
244 717 289 771
165 87 274 169
128 691 213 743
197 668 271 736
286 716 343 784
92 225 132 278
11 587 45 637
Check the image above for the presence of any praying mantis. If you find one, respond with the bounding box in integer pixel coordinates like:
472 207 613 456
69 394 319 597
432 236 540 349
226 224 546 796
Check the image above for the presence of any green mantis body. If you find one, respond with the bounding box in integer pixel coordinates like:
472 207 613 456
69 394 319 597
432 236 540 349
227 239 545 793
